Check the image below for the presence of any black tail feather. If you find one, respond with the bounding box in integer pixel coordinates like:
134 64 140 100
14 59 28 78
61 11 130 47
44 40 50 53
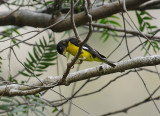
102 58 116 67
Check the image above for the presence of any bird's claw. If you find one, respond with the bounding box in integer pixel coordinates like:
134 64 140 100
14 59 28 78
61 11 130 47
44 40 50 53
76 60 83 64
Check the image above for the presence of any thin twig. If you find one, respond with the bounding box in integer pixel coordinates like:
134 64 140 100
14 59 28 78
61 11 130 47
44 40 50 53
59 0 92 84
101 84 160 116
91 23 160 41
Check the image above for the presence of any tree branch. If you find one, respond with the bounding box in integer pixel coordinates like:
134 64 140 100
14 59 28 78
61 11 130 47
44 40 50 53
0 54 160 96
0 0 150 32
91 23 160 40
138 0 160 10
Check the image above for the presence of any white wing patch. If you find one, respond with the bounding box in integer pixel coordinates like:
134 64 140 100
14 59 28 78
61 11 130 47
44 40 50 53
82 46 89 50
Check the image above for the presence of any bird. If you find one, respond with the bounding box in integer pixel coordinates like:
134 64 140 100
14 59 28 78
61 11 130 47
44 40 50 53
56 38 116 67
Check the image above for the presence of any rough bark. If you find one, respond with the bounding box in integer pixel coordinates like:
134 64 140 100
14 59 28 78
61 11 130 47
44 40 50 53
0 54 160 96
0 0 150 32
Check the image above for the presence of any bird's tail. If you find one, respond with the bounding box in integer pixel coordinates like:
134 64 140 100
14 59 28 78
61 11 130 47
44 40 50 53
101 58 116 67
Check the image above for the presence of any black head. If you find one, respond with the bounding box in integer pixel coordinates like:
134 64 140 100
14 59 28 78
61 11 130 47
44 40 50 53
56 40 68 56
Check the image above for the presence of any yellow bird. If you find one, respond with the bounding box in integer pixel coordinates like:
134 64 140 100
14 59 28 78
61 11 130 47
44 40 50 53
56 38 116 67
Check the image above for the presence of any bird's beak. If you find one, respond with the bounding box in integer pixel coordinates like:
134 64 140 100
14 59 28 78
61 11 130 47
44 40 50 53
62 49 67 57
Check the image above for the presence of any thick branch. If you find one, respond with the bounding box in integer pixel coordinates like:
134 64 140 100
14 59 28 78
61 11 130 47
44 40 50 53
138 0 160 10
0 54 160 96
0 10 51 27
0 0 149 32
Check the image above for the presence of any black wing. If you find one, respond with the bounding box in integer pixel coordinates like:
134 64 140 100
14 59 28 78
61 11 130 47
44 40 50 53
69 38 106 59
69 38 80 46
83 44 106 58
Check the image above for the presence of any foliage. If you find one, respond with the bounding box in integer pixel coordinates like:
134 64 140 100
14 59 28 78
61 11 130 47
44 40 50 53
0 27 20 48
19 33 57 79
136 10 159 55
0 32 57 115
0 95 48 116
99 15 121 42
0 0 159 116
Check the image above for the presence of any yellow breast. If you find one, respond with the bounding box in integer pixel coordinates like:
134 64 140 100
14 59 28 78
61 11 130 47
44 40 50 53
66 42 102 62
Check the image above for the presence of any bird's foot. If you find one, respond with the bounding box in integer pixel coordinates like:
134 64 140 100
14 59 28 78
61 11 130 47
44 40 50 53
71 65 74 69
75 60 83 64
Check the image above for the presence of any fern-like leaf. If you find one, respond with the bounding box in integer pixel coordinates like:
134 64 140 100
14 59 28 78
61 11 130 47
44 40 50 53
19 33 57 77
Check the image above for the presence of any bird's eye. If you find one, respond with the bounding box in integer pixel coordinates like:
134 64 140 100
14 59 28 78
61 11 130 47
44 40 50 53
63 41 65 45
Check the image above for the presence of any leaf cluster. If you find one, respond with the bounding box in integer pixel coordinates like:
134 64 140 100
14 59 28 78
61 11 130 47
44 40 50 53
19 33 57 78
0 95 47 116
0 27 21 48
136 10 159 55
99 15 121 42
0 32 58 115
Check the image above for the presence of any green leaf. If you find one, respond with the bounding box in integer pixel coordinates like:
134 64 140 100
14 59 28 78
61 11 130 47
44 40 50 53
28 52 37 64
0 104 11 110
0 36 7 40
35 73 42 77
145 43 151 55
111 30 118 36
29 106 46 116
0 98 12 102
24 62 33 71
140 11 148 15
140 23 146 32
100 31 108 39
41 57 57 61
11 97 21 104
19 71 30 77
10 105 27 115
143 16 152 20
31 101 45 107
25 67 33 74
110 15 119 19
46 46 56 51
39 62 55 66
48 32 52 39
33 47 40 60
103 34 110 42
108 20 121 27
9 76 13 82
36 43 43 54
147 25 157 29
43 37 47 46
136 11 143 25
21 34 57 78
112 36 119 42
13 29 22 37
40 40 45 50
100 18 107 24
36 69 46 72
37 66 48 69
143 41 148 47
145 22 151 28
46 1 54 5
44 52 57 58
52 107 58 113
26 58 35 67
11 39 20 48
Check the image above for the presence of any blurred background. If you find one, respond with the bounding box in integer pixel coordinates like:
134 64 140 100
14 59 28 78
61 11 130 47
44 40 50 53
0 1 160 116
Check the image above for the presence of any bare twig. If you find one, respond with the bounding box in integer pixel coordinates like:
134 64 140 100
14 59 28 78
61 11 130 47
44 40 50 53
59 0 92 84
101 84 160 116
